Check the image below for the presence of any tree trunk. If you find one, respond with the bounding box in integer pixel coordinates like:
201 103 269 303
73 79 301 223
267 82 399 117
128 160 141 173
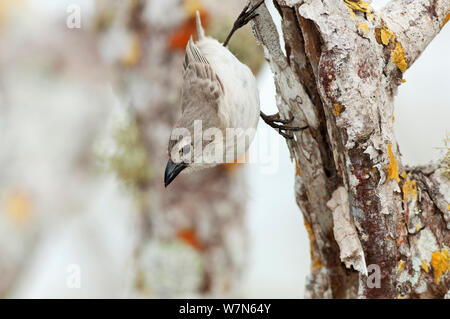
251 0 449 298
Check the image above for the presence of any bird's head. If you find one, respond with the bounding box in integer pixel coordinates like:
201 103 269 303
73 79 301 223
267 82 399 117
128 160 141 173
165 114 226 187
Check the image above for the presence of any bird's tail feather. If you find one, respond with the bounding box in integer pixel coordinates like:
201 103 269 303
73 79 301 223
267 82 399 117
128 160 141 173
195 11 205 41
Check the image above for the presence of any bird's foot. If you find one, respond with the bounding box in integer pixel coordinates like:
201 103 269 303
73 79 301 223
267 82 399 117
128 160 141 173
234 0 264 29
260 111 308 139
223 0 265 47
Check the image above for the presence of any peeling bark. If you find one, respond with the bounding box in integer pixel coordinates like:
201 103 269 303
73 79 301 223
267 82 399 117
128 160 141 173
251 0 449 298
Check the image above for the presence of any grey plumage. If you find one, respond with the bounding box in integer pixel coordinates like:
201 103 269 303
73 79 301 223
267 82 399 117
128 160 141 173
165 10 260 187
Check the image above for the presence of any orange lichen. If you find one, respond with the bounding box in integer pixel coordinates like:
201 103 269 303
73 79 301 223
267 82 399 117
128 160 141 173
386 143 400 182
431 248 449 284
392 41 408 72
333 103 343 117
392 114 395 123
397 260 405 273
177 229 203 250
304 219 316 244
443 13 450 27
402 175 417 202
295 159 301 176
421 260 429 273
168 20 196 49
357 22 369 34
312 257 323 270
304 218 323 271
222 153 246 172
168 9 209 50
4 190 31 224
121 36 141 67
396 225 406 247
402 79 406 83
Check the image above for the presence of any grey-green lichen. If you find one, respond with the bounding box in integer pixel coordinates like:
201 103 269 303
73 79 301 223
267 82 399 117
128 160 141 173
135 241 205 297
98 114 152 191
440 133 450 179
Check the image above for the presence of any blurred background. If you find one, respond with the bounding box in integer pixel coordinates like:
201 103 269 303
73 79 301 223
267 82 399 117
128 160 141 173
0 0 448 298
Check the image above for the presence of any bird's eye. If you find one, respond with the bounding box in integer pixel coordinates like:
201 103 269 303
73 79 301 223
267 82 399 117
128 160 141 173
180 144 191 155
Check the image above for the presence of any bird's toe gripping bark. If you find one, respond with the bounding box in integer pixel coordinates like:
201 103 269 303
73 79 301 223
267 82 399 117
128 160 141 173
223 0 265 47
260 111 308 139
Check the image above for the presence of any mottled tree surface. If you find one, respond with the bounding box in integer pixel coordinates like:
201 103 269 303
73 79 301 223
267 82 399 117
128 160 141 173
251 0 449 298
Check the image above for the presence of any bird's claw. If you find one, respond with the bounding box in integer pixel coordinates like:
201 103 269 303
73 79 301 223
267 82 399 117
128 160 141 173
260 111 308 139
223 1 264 46
234 1 264 29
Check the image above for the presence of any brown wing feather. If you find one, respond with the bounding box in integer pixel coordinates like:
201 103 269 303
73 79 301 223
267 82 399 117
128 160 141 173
181 38 224 113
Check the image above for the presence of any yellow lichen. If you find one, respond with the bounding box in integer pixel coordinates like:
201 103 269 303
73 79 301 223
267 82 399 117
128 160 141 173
304 219 316 245
295 159 301 176
402 79 406 83
344 0 371 13
431 248 449 284
392 41 408 73
397 295 406 299
386 143 400 182
402 176 417 202
4 190 31 224
0 0 24 27
344 0 372 21
421 259 429 273
357 22 369 34
332 103 343 117
416 223 422 232
397 260 405 273
121 35 141 68
380 26 395 45
183 0 203 15
347 6 357 20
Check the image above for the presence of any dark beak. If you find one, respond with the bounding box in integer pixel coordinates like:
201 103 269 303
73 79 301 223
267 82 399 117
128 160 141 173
164 159 187 187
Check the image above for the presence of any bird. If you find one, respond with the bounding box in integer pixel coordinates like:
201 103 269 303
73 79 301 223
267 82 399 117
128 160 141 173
165 0 307 187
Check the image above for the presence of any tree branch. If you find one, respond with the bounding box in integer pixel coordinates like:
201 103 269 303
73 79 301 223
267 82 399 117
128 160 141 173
381 0 450 70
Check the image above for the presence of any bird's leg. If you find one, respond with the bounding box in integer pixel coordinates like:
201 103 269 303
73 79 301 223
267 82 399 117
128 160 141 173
223 0 265 47
260 111 308 139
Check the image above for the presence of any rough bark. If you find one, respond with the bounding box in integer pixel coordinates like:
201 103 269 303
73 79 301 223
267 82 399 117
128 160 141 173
251 0 449 298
